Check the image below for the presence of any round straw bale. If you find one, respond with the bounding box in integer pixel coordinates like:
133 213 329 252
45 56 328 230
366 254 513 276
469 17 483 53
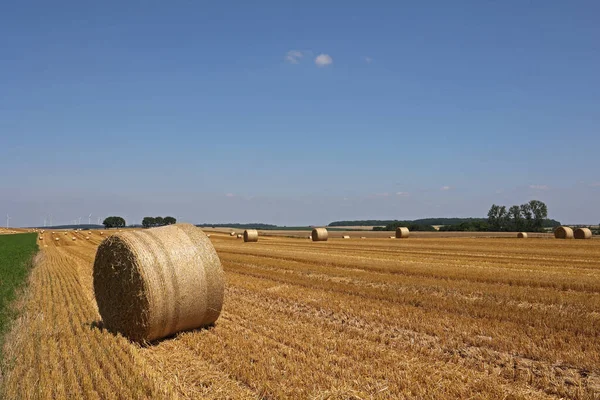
395 227 410 239
236 234 242 239
243 229 258 242
93 223 225 342
361 237 367 239
574 228 592 240
230 232 236 236
342 235 350 239
389 236 395 239
72 237 76 241
55 237 59 241
100 232 104 235
517 232 527 238
86 236 90 240
554 226 574 239
39 236 43 240
312 228 328 242
307 235 312 239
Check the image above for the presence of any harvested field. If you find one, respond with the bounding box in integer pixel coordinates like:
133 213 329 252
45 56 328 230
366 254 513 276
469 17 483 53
1 231 600 399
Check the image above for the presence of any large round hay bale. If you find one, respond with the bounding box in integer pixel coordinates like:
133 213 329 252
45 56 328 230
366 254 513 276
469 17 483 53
517 232 527 238
395 227 410 239
93 223 224 342
574 228 592 240
244 229 258 242
312 228 328 242
554 226 574 239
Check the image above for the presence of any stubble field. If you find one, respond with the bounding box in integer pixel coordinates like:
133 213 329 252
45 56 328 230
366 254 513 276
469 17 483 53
1 229 599 399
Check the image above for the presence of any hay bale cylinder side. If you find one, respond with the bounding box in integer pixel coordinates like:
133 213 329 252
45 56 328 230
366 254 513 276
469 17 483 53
554 226 574 239
312 228 328 242
93 223 225 342
517 232 527 238
395 227 410 239
243 229 259 242
574 228 592 240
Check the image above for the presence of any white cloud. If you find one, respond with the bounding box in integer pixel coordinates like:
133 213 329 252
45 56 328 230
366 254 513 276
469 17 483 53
315 54 333 67
396 192 410 197
440 186 451 191
365 57 372 64
285 50 304 64
529 185 549 190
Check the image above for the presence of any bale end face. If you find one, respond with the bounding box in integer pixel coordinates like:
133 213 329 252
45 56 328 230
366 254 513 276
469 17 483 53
312 228 328 242
243 229 258 242
554 226 574 239
517 232 527 238
574 228 592 240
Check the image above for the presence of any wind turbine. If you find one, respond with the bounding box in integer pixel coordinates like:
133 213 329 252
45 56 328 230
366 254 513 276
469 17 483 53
49 214 53 227
78 217 82 225
88 213 92 225
6 214 10 229
97 216 101 225
43 216 47 227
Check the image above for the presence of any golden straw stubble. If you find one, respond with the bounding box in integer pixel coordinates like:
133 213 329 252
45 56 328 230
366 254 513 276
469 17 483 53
93 223 225 342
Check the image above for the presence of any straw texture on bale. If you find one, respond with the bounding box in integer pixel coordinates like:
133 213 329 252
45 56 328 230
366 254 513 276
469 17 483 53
395 227 410 239
93 223 225 342
517 232 528 238
554 226 574 239
243 229 259 242
574 228 592 240
312 228 328 242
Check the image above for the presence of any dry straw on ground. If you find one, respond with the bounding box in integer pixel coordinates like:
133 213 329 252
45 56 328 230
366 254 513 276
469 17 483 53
396 227 410 239
554 226 574 239
574 228 592 240
244 229 259 242
312 228 328 242
517 232 528 238
93 223 225 342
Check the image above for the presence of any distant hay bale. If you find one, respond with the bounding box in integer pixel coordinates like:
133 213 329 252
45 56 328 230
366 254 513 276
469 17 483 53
311 228 328 242
554 226 574 239
100 232 104 235
72 237 76 241
389 236 395 239
207 234 211 238
39 236 43 240
55 237 59 241
517 232 528 238
243 229 258 242
307 235 312 239
93 223 225 342
361 237 367 239
342 235 350 239
395 227 410 239
86 236 90 240
230 232 236 237
574 228 592 240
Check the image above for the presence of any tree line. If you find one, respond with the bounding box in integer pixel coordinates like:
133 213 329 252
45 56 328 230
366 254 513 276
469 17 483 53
142 216 176 228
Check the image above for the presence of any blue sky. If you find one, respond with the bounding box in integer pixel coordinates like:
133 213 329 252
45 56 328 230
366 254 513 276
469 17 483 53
1 1 599 226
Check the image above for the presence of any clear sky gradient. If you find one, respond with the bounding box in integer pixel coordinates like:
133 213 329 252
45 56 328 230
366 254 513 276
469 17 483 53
1 1 599 226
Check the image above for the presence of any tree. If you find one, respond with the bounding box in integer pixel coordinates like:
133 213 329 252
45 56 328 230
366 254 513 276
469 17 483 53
142 217 156 228
103 216 126 229
164 216 176 225
487 204 508 231
520 203 533 231
529 200 548 231
508 205 523 231
154 216 164 227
